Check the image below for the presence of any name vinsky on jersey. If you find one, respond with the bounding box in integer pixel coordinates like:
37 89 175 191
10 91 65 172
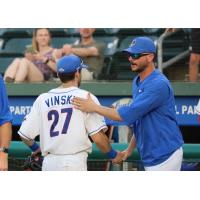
45 94 74 107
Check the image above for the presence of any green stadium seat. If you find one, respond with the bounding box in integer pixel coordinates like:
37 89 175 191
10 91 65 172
49 28 70 37
94 36 119 56
51 37 79 48
162 29 190 62
93 28 108 36
104 28 120 35
106 51 136 80
0 56 16 75
117 28 145 36
1 38 32 54
0 28 33 38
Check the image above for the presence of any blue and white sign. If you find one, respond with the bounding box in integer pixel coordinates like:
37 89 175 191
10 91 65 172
8 96 200 126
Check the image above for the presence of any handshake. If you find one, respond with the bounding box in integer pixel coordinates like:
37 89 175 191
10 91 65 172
111 149 132 164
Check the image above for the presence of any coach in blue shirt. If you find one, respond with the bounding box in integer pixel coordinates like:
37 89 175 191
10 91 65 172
0 75 12 170
72 37 184 171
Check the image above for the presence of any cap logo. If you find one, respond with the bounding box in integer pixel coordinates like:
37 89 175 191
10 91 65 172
58 68 65 72
130 39 136 47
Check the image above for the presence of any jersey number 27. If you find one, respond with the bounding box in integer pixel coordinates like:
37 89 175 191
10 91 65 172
48 108 73 137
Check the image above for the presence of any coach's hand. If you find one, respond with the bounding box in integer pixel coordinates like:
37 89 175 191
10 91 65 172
121 149 132 161
112 151 124 164
72 93 97 113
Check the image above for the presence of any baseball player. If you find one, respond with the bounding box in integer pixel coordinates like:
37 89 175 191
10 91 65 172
72 37 184 171
0 74 12 171
18 54 123 171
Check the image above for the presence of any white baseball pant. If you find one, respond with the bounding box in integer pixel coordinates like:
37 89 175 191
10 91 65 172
42 152 88 171
144 147 183 171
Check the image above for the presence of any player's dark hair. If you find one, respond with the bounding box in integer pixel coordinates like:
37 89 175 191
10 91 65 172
58 69 81 83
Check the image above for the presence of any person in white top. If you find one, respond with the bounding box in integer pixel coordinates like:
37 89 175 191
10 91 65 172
18 54 123 171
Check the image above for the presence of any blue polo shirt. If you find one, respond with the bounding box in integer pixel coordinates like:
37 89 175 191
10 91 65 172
118 69 184 167
0 75 12 126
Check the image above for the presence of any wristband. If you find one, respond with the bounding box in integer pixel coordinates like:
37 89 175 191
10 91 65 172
29 142 40 152
107 148 117 159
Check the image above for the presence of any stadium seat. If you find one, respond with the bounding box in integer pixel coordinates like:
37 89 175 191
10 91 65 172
106 51 137 80
1 38 32 54
104 28 120 35
94 36 119 56
162 29 190 62
49 28 67 37
0 56 16 75
93 28 108 36
52 37 79 49
0 28 33 38
118 28 145 35
65 28 79 36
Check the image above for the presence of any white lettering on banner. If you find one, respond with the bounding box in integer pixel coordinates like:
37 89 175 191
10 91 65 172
9 105 198 116
10 106 32 115
181 105 197 115
175 105 197 115
175 105 180 115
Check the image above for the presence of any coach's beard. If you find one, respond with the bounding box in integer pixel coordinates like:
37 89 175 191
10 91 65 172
131 65 146 73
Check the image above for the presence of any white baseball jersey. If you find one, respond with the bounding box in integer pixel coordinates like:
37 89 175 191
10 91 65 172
18 86 107 156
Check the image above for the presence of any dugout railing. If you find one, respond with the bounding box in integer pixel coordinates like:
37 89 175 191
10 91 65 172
8 142 200 171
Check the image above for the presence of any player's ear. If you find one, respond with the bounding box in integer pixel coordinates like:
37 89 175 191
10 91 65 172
75 69 80 77
75 69 81 80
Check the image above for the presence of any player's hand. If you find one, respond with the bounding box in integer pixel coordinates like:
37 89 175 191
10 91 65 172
0 152 8 171
72 93 97 113
112 151 124 164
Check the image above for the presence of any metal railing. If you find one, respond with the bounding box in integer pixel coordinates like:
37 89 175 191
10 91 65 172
157 29 190 73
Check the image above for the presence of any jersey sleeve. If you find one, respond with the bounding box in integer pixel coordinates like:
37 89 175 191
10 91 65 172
0 75 12 126
118 80 170 125
85 94 107 136
18 97 41 140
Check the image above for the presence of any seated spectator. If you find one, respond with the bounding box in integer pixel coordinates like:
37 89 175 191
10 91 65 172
189 29 200 82
4 28 59 83
62 28 105 80
166 28 200 82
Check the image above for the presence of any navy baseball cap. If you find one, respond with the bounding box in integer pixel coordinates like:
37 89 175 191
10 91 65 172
122 36 156 54
57 54 88 74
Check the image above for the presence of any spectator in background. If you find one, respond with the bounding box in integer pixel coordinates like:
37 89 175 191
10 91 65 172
62 28 105 80
188 29 200 82
4 28 59 83
166 28 200 82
